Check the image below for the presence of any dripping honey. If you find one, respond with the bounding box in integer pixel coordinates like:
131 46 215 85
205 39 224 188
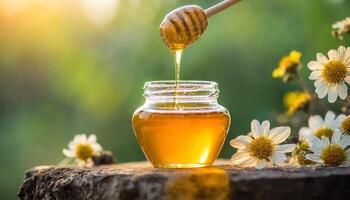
173 50 182 85
133 105 230 168
173 50 182 108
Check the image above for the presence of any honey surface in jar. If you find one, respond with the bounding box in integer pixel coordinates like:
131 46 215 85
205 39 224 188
132 107 230 168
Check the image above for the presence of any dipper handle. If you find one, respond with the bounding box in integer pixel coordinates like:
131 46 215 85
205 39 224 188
205 0 241 18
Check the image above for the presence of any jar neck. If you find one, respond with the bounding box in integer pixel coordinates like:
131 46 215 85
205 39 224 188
143 81 220 110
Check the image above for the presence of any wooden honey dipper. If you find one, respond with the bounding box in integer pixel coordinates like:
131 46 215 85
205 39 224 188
160 0 242 50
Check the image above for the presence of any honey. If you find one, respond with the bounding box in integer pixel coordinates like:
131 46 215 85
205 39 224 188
131 2 234 168
132 81 230 168
133 109 230 168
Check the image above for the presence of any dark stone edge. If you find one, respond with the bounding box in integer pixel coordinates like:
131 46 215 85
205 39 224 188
18 165 350 200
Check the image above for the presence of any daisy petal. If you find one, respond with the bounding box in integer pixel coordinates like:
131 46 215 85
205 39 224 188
63 149 75 157
316 53 329 64
75 134 87 143
256 159 268 169
345 47 350 64
269 127 291 144
314 79 324 87
335 114 347 125
331 130 341 144
344 160 350 167
321 136 330 146
92 144 102 153
270 152 287 165
298 127 312 141
310 135 325 146
240 157 258 167
325 111 336 125
261 120 270 135
309 71 322 80
309 136 325 154
308 115 323 131
68 141 76 150
315 82 329 98
88 134 97 144
230 136 252 149
339 135 350 149
251 120 261 138
346 149 350 159
339 83 348 100
327 85 339 103
308 61 323 70
306 154 323 163
345 76 350 84
328 49 338 60
276 144 296 153
231 152 252 165
310 141 323 154
338 46 346 60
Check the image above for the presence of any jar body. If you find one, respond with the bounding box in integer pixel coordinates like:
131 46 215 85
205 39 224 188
132 81 230 168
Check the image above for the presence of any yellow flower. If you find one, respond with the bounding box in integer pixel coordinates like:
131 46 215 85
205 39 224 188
283 91 311 115
272 50 302 78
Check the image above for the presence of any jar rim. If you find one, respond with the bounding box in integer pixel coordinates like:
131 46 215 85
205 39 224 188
143 80 219 100
144 80 218 88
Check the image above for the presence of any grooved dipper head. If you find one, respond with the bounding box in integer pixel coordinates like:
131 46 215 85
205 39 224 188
160 5 208 50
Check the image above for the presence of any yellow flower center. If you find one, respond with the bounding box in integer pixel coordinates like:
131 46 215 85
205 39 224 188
297 142 309 152
248 136 274 160
75 143 94 161
321 145 346 166
322 61 347 84
341 117 350 135
315 127 333 139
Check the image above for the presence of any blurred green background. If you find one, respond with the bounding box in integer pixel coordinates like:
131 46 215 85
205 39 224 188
0 0 349 198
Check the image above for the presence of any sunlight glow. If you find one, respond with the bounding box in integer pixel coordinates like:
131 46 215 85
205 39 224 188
80 0 120 25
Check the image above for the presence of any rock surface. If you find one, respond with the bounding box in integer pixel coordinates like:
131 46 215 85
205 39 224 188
18 160 350 200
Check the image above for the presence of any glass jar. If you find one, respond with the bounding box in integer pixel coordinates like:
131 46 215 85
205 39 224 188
132 81 230 168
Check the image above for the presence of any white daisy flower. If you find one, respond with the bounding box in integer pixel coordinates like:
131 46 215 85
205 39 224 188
332 17 350 31
332 17 350 40
306 131 350 166
230 120 296 169
308 46 350 103
63 134 102 164
298 111 346 142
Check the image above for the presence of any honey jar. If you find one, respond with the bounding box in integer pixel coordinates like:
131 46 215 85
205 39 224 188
132 81 230 168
